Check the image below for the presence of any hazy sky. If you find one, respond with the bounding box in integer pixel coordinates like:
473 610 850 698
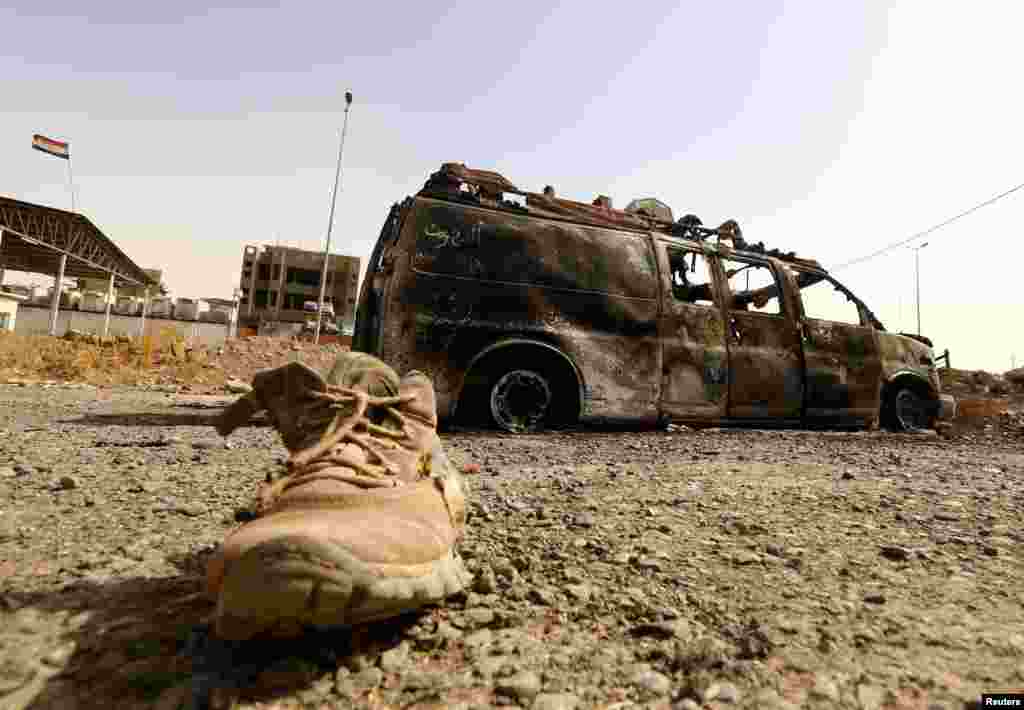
2 1 1022 372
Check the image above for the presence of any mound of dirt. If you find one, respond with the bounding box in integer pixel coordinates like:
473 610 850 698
0 334 348 394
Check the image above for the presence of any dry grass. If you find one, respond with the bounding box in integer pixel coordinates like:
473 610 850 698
0 329 224 387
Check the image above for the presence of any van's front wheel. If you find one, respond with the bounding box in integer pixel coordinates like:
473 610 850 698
489 368 553 434
884 385 932 432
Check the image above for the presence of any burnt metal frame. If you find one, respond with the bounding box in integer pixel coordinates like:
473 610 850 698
0 196 155 287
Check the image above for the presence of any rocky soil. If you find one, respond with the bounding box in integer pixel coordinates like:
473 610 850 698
0 382 1022 710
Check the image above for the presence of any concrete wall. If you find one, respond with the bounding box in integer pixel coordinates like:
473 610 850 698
13 303 230 347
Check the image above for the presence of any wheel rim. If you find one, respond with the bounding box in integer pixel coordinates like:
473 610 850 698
894 389 928 431
490 370 552 433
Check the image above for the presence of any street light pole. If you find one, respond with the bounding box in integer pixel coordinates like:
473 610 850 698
314 90 353 345
913 241 929 335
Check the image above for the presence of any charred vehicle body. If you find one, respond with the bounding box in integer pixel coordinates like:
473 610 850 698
353 163 956 433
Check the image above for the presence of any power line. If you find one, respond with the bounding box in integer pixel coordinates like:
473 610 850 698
832 181 1024 271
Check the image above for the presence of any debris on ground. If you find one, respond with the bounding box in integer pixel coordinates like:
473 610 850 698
0 384 1021 709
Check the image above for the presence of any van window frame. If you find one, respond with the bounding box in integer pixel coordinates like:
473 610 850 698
720 255 787 318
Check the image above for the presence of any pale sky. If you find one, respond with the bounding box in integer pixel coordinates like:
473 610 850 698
2 1 1022 373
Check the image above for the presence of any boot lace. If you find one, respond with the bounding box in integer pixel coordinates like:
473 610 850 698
276 385 419 494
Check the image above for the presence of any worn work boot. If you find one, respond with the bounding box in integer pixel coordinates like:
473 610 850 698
205 354 469 641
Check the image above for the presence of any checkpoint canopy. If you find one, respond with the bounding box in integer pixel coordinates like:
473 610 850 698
0 195 157 289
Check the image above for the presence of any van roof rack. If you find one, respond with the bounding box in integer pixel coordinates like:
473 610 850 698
420 163 822 269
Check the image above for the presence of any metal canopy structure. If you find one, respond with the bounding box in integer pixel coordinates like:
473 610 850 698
0 196 157 287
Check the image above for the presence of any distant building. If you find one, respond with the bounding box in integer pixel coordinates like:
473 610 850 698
238 245 360 328
0 290 28 331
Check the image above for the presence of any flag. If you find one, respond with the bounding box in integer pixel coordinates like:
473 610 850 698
32 134 69 160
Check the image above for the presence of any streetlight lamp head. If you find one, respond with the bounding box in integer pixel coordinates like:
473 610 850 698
345 91 353 105
920 241 929 249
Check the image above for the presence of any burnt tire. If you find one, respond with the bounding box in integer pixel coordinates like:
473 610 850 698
883 385 932 432
461 350 576 433
487 368 556 433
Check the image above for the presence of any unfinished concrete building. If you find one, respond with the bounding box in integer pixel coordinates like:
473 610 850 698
238 245 361 329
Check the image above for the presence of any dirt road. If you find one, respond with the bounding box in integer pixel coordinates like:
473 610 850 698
0 384 1021 709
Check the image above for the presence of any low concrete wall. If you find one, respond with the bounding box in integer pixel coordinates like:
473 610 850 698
13 304 230 347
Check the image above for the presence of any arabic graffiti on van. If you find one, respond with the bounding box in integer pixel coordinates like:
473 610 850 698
423 222 482 249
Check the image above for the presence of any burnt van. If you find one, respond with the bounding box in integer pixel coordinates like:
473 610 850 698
353 163 955 433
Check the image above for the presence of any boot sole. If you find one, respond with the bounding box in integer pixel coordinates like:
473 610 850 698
214 535 469 640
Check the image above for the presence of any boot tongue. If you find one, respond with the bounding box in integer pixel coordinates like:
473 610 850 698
248 361 335 452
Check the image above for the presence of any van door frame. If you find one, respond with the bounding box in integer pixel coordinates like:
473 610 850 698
655 240 731 423
787 266 884 427
716 252 804 421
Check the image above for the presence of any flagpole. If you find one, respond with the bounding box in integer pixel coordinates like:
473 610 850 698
314 89 353 345
67 151 76 213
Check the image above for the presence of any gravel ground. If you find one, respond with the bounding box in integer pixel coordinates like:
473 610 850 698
1 383 1022 710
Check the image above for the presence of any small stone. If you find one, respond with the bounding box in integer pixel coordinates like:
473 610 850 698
705 681 740 703
352 666 383 689
632 669 672 695
863 592 886 604
574 513 596 528
533 693 580 710
811 674 839 701
634 557 664 571
565 584 593 603
175 503 205 517
496 670 542 701
58 475 78 490
475 654 513 678
857 683 885 710
465 608 495 627
732 551 761 565
528 586 558 606
379 641 410 672
880 545 911 561
402 671 444 691
474 566 498 594
225 379 253 394
436 621 463 643
463 628 494 652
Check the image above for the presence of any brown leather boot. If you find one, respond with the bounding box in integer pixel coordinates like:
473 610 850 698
205 355 469 640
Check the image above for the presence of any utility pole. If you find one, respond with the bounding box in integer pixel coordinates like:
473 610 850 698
912 241 929 335
314 90 353 345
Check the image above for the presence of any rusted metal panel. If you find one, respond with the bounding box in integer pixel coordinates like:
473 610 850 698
782 265 884 426
380 197 661 421
876 328 942 394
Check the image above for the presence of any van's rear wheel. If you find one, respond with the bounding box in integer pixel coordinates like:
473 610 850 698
489 369 553 433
